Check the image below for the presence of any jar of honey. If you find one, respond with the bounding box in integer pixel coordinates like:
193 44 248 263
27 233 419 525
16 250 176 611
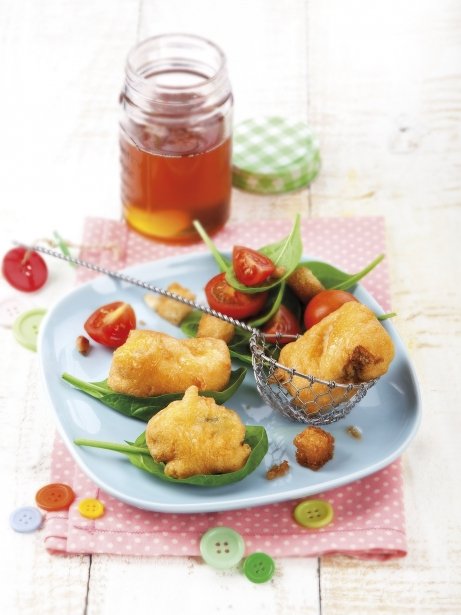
120 34 233 243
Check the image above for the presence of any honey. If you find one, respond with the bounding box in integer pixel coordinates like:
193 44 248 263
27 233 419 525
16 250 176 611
120 35 233 243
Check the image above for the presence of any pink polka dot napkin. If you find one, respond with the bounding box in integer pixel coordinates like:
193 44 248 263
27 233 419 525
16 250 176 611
43 216 407 560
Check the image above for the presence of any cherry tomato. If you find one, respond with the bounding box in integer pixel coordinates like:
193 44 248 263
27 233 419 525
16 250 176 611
304 290 358 329
262 305 301 345
2 247 48 292
84 301 136 348
232 246 276 286
205 273 269 319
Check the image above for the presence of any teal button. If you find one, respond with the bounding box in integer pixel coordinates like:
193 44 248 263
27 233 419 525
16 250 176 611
200 526 245 570
243 552 275 583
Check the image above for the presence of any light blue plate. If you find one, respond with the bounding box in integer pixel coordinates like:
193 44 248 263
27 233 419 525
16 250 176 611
38 252 421 513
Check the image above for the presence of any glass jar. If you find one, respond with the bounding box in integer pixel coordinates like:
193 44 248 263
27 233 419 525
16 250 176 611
120 34 233 243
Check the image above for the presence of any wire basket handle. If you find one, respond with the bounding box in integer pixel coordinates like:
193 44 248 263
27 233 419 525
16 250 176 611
14 243 259 336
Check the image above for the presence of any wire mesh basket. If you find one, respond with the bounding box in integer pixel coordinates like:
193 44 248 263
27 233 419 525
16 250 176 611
250 332 377 425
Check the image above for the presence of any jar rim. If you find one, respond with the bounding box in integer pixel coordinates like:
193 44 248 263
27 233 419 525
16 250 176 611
125 33 227 100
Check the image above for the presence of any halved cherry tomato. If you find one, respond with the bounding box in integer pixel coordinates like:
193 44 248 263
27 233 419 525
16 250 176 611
304 290 358 329
232 246 276 286
262 305 301 345
84 301 136 348
2 247 48 292
205 273 268 319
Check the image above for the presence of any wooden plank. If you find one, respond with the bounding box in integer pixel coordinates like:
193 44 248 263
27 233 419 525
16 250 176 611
0 0 139 613
87 555 320 614
307 0 461 612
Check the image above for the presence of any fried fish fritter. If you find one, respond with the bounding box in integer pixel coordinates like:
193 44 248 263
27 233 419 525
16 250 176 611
145 385 251 478
293 426 334 470
108 330 231 397
275 301 395 412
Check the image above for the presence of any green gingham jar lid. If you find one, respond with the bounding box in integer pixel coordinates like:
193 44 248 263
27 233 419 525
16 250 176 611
232 117 320 194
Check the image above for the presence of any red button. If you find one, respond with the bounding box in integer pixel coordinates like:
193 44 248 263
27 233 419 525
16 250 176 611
2 247 48 292
35 483 76 511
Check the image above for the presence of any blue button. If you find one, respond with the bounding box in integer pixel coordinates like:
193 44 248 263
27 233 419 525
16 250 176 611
10 506 43 533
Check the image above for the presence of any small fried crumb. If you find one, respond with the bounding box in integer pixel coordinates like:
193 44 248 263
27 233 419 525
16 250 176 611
266 460 290 480
197 313 235 343
76 335 90 355
144 282 196 326
287 266 325 303
346 425 363 440
293 426 334 471
273 266 286 279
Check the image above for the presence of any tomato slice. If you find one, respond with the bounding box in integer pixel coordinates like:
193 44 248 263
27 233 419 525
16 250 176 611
304 290 358 329
262 305 301 345
205 273 269 319
232 246 276 286
84 301 136 348
2 247 48 292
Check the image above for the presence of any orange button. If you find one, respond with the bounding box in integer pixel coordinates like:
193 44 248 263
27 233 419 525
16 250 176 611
35 483 75 512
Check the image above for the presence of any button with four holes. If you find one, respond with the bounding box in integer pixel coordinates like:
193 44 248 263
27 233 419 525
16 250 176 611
243 552 275 583
77 497 105 519
9 506 43 533
293 499 334 528
199 526 245 569
13 308 47 351
35 483 75 512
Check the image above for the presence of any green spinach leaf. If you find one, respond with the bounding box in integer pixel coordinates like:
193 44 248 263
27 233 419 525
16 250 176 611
248 282 285 327
74 425 268 487
192 220 230 272
62 367 247 422
300 253 384 291
225 214 303 293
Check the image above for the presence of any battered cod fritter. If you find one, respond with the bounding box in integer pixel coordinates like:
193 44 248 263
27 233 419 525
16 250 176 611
108 330 231 397
293 426 334 470
275 301 395 412
145 385 251 478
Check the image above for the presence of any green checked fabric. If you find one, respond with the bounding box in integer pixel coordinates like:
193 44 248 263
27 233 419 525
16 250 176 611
232 117 320 194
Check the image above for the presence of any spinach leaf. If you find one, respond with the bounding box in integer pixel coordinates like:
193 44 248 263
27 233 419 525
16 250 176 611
377 312 397 321
62 367 247 422
225 214 303 294
74 425 268 487
192 220 230 272
248 282 285 327
301 253 384 291
181 311 253 364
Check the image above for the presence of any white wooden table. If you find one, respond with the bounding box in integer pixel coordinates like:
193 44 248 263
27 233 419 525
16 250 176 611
1 1 460 613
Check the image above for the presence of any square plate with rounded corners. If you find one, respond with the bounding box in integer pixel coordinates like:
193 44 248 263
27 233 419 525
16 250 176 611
38 252 421 513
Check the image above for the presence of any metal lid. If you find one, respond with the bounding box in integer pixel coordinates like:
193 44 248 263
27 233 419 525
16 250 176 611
232 117 320 194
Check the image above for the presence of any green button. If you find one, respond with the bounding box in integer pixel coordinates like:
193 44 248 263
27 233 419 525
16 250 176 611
200 527 245 570
13 308 47 352
293 499 334 529
243 552 275 584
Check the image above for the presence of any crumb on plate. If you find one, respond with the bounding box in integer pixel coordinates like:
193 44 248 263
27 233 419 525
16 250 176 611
266 460 290 480
293 426 334 471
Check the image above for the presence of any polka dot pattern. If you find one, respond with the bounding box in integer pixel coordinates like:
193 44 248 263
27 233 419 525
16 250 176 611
43 216 406 561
